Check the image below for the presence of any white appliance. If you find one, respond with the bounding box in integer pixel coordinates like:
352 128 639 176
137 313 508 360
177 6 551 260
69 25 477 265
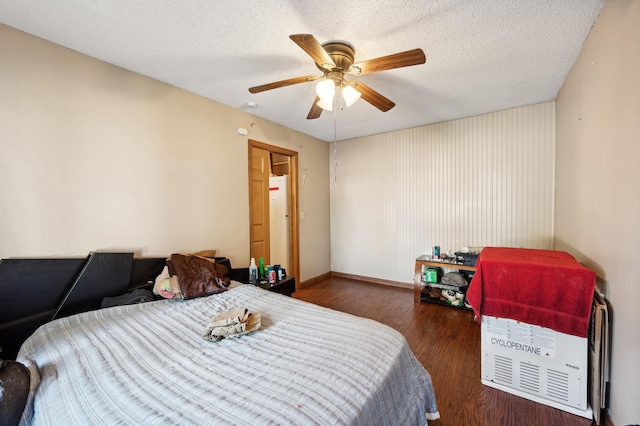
481 315 592 419
269 175 289 272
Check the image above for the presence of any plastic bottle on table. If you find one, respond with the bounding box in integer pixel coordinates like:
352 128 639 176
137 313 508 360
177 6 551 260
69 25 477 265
249 258 258 283
258 258 265 279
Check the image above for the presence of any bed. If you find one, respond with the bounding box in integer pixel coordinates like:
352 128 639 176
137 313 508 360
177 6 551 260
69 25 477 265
17 283 440 425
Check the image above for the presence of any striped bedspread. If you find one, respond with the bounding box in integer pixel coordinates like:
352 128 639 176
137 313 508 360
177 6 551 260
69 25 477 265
18 284 439 425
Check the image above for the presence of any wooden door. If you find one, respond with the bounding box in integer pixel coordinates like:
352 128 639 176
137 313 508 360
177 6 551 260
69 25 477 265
248 140 300 287
249 146 270 263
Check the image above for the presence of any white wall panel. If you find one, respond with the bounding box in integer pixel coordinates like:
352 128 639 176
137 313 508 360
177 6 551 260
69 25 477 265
330 102 555 283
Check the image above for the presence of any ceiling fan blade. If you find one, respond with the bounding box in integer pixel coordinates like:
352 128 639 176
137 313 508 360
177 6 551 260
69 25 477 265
349 48 426 75
289 34 335 70
249 75 318 93
353 81 395 112
307 96 323 119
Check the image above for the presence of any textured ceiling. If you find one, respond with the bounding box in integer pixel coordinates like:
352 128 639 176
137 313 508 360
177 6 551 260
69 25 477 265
0 1 604 142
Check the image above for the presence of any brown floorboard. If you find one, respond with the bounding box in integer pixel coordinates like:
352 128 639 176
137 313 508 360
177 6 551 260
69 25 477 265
294 276 593 426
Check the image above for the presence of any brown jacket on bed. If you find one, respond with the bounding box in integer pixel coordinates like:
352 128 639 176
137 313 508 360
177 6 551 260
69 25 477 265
166 253 230 299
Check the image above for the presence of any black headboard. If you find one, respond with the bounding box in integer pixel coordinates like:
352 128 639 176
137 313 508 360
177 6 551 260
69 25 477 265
0 252 166 360
53 252 133 320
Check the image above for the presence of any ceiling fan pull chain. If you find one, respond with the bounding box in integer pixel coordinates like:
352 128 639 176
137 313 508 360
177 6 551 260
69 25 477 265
333 107 338 186
333 141 338 186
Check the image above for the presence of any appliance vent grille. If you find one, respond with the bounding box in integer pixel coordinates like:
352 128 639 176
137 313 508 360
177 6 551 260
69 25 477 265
519 362 540 393
494 355 513 385
547 369 569 402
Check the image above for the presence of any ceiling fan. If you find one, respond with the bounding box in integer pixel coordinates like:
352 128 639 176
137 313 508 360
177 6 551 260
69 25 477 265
248 34 426 119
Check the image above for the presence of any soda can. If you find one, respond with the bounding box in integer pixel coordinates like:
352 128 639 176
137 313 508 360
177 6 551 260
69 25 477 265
268 267 276 284
273 264 281 281
433 246 440 258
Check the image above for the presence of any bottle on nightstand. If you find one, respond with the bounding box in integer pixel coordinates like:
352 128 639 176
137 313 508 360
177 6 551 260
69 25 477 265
249 258 258 284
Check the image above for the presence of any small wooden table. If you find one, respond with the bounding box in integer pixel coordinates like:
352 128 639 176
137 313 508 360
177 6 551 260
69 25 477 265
413 255 476 303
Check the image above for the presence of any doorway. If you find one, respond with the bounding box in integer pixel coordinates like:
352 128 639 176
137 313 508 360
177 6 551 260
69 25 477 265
248 139 299 287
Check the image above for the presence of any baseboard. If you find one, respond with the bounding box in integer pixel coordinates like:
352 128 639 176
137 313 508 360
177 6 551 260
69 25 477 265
329 271 412 289
298 272 332 288
298 271 412 290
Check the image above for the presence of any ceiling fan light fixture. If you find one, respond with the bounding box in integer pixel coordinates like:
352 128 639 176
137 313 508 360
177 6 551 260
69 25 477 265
315 79 335 101
316 97 334 111
342 85 361 107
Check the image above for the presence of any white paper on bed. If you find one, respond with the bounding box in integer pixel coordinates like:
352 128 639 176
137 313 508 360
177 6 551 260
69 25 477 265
18 284 439 425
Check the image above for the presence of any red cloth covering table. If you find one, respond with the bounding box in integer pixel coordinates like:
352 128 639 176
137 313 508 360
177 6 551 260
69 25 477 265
466 247 595 338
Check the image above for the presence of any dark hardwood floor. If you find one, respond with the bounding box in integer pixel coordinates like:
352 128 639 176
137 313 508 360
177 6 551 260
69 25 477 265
294 276 593 426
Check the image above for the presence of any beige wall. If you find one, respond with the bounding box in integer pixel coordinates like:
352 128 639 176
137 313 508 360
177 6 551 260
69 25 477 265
0 24 331 282
555 1 640 424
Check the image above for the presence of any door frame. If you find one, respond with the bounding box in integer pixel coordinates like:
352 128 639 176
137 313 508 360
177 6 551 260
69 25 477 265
248 139 300 287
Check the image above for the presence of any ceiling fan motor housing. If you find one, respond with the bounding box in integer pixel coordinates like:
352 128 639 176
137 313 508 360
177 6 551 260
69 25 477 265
316 41 355 73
